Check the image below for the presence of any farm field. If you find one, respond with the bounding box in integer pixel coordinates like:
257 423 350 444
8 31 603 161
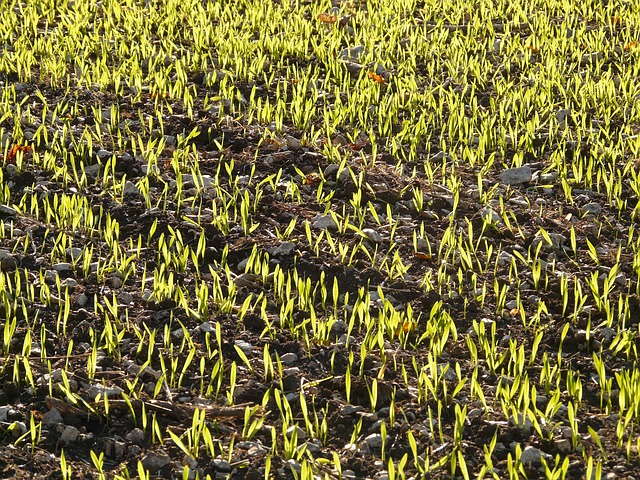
1 0 640 478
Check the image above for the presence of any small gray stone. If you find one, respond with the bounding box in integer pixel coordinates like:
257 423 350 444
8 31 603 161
582 52 604 64
330 320 348 336
555 438 572 453
601 327 616 344
498 251 514 266
246 444 268 456
574 329 588 343
341 405 363 415
65 247 83 260
123 181 139 196
42 408 64 425
285 459 302 473
581 203 602 216
10 421 27 438
199 322 215 333
53 263 72 272
285 425 306 442
361 228 382 243
338 334 355 346
126 428 145 445
84 164 100 178
0 205 16 216
311 215 338 231
323 163 339 179
61 425 79 443
555 109 572 126
272 242 296 257
164 135 176 147
88 384 123 398
339 45 365 61
142 452 171 472
364 433 383 448
117 292 133 305
76 293 88 307
44 270 58 283
527 295 541 306
125 444 139 457
479 207 502 224
63 278 78 289
280 353 298 365
212 459 231 471
236 257 250 272
520 445 552 465
234 340 253 355
96 149 112 161
284 135 301 149
500 166 533 185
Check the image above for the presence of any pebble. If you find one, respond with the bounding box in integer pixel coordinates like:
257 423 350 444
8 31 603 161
311 215 338 231
581 203 602 215
10 421 27 438
123 181 139 196
338 334 355 346
126 428 145 445
330 320 348 336
500 166 532 185
96 149 112 161
61 425 79 443
88 384 123 398
0 205 16 216
539 172 557 183
285 459 302 473
53 263 72 272
601 327 616 344
555 109 572 126
127 445 141 458
63 278 78 289
212 459 231 471
76 293 89 307
237 257 250 272
117 292 133 305
280 352 298 365
554 438 572 453
0 406 11 422
44 270 58 283
42 408 64 425
246 444 268 456
199 322 215 333
363 433 383 448
272 241 296 257
479 207 502 224
284 135 301 149
341 405 364 415
285 425 306 442
234 340 253 355
84 164 100 178
142 452 171 472
361 228 382 243
519 445 552 465
497 251 514 266
339 45 365 61
323 163 349 183
574 330 588 343
342 61 365 74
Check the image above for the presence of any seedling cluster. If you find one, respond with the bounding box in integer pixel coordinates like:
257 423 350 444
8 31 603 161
0 0 640 478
